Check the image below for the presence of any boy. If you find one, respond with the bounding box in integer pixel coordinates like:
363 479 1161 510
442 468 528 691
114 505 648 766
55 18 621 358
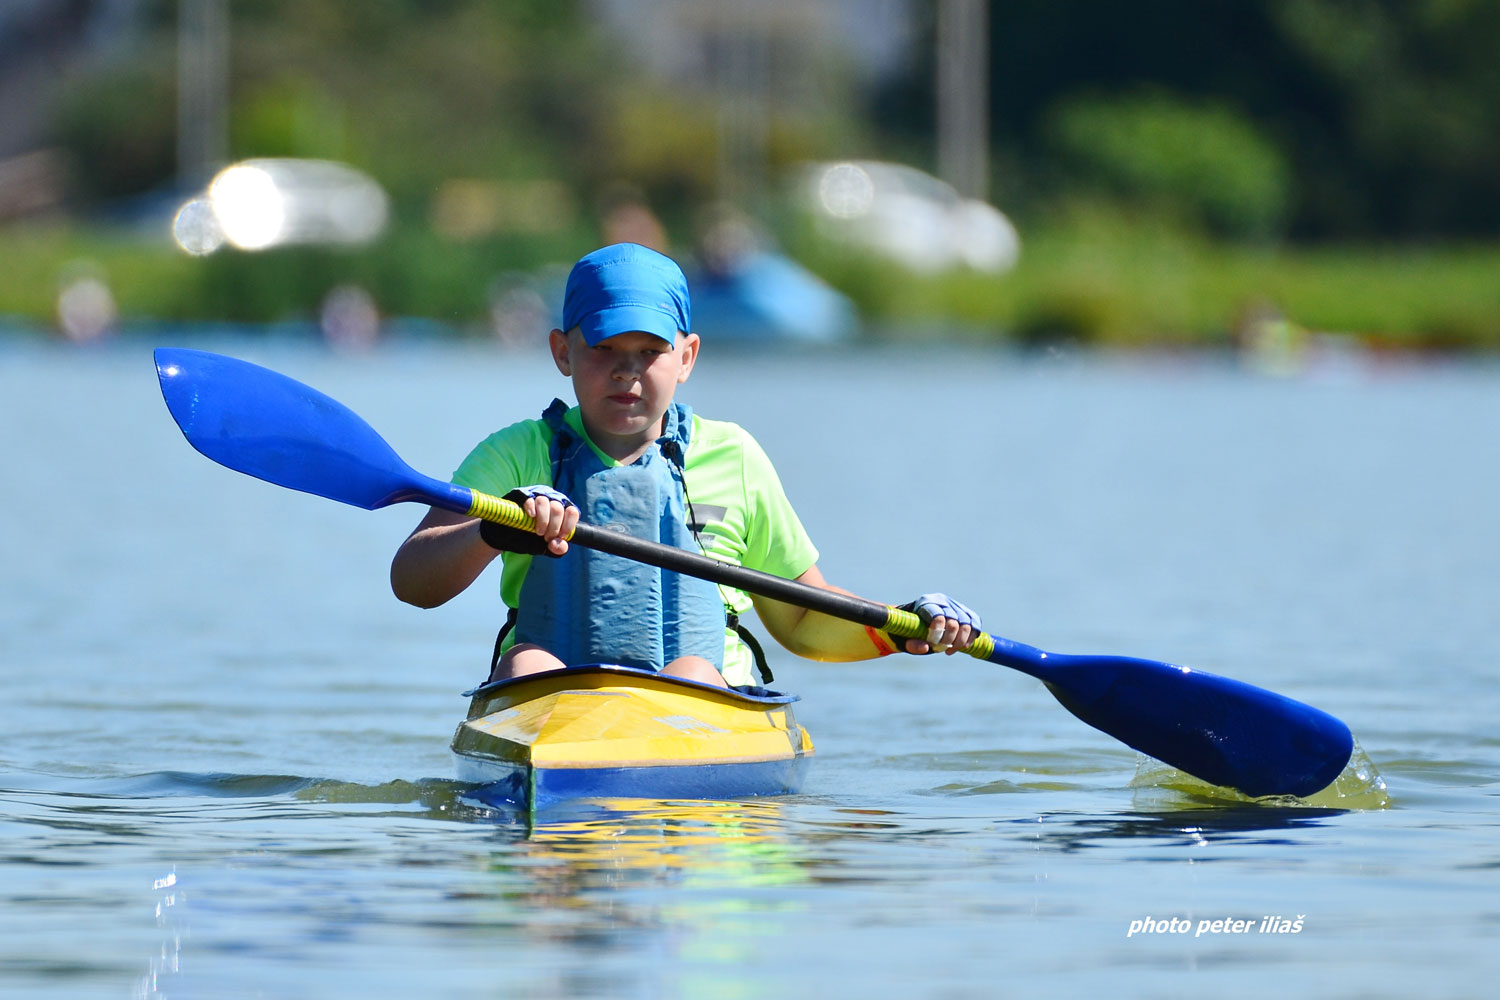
390 243 979 687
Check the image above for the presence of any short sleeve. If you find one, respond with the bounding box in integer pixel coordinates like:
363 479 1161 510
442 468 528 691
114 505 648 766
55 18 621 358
737 430 819 581
451 418 553 608
452 419 552 497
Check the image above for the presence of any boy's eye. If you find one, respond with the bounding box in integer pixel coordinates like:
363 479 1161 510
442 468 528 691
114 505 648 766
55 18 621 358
588 340 668 359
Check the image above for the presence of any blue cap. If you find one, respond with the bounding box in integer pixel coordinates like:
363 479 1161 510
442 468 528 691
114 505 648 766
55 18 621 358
562 243 691 346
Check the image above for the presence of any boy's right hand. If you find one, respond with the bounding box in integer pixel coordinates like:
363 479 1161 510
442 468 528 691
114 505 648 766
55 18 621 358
513 485 578 556
479 486 579 556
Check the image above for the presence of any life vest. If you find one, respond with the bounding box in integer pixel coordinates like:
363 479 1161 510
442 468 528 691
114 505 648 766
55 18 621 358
511 398 727 672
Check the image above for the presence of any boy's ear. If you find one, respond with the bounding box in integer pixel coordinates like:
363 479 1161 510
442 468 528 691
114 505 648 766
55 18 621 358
676 332 700 383
548 328 572 375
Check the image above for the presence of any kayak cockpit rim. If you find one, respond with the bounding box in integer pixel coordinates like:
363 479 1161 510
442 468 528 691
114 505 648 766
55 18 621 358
460 662 802 706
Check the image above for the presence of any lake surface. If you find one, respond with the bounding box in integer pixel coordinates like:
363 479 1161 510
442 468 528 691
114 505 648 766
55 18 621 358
3 332 1498 998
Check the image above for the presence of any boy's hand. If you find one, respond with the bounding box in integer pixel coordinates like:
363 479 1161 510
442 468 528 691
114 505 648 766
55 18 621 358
480 486 579 556
892 593 981 655
515 485 579 556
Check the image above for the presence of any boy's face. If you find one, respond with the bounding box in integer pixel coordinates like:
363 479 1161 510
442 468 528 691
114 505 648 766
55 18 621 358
548 327 700 449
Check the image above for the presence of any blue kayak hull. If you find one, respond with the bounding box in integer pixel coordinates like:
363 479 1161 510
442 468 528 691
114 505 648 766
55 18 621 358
455 753 813 811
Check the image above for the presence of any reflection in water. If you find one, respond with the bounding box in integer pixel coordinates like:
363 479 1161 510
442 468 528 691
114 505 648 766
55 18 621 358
507 797 806 887
1007 806 1350 855
464 798 810 998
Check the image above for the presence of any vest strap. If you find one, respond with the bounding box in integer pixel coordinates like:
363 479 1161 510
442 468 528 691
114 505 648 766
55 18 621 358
489 606 519 680
726 611 774 684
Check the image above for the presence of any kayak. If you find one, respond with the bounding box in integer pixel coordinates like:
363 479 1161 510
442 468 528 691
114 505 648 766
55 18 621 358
451 664 814 810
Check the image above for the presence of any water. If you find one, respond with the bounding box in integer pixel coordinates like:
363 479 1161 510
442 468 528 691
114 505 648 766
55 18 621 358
3 333 1498 998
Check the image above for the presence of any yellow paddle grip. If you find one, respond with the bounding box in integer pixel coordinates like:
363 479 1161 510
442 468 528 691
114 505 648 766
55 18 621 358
883 606 995 659
883 606 925 639
467 489 582 542
466 490 535 532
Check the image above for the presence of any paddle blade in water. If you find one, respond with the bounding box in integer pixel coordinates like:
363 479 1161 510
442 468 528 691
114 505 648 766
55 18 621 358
1051 659 1352 799
980 638 1353 798
155 348 450 511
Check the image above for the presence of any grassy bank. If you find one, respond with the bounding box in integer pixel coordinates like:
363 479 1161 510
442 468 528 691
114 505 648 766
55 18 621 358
0 222 586 330
5 218 1500 350
792 217 1500 351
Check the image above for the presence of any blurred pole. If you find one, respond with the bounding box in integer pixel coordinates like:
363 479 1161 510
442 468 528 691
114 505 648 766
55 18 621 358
936 0 989 200
177 0 229 187
715 19 769 206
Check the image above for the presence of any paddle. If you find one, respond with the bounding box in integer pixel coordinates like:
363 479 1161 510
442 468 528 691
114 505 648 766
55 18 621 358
155 348 1354 798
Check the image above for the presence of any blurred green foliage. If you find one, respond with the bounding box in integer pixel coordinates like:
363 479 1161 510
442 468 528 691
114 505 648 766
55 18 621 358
885 0 1500 240
1046 92 1289 239
50 41 178 203
42 0 858 227
31 0 1500 239
7 0 1500 347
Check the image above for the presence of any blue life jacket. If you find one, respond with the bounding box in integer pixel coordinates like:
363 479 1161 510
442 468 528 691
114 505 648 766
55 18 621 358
512 399 727 672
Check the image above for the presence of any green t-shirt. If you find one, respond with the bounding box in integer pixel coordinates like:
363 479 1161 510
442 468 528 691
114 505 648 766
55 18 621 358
452 405 819 687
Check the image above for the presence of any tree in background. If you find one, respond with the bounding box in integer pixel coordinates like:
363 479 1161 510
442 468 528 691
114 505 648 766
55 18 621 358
877 0 1500 241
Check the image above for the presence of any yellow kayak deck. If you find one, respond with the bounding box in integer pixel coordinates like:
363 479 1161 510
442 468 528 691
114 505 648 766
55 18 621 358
451 665 814 809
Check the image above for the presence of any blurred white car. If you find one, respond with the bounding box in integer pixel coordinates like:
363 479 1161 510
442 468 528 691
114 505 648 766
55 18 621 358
173 158 389 254
799 160 1020 274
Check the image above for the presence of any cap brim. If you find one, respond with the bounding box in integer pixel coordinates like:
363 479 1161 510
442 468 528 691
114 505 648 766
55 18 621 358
577 304 681 346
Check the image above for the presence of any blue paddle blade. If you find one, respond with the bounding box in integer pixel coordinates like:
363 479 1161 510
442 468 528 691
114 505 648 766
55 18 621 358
986 639 1353 798
155 348 462 512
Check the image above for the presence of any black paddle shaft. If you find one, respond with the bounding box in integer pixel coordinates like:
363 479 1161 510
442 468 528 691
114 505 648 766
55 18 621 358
571 522 904 634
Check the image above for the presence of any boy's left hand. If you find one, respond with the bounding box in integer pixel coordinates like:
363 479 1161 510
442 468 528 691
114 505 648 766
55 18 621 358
894 593 982 655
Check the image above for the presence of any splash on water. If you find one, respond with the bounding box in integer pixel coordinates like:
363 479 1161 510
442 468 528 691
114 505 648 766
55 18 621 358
133 867 185 999
1129 740 1390 810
